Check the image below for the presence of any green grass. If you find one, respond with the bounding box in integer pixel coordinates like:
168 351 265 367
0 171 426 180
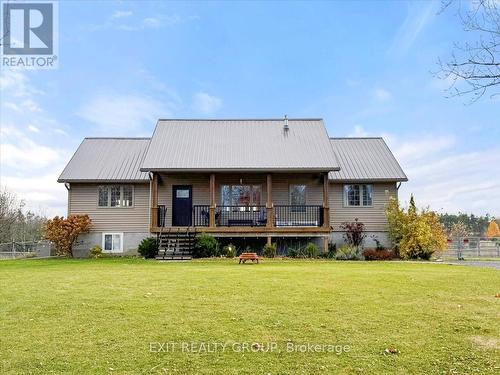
0 258 498 374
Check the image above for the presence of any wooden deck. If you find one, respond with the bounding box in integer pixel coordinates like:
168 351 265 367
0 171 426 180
150 226 330 235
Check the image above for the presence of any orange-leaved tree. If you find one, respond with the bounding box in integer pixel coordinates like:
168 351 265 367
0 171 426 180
486 220 500 238
44 215 92 257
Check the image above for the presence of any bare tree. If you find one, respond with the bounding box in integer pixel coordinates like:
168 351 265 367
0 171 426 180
0 187 46 242
437 0 500 103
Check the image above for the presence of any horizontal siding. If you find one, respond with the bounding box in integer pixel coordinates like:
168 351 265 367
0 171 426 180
158 173 210 227
69 183 150 232
329 182 397 232
69 178 397 233
273 174 323 205
158 173 324 226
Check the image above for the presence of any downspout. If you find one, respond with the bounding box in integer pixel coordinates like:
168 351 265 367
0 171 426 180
148 172 153 230
64 183 71 217
396 182 402 190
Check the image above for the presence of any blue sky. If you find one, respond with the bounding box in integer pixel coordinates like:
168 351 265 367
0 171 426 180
1 0 499 217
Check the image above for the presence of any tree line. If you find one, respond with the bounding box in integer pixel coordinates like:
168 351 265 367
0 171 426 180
439 212 496 237
0 188 46 243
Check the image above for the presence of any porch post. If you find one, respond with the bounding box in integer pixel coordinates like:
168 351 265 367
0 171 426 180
266 173 273 228
209 173 216 227
322 172 330 229
150 172 159 229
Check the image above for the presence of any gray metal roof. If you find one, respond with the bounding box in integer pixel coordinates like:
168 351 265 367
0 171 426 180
140 119 340 172
329 138 407 182
58 138 150 182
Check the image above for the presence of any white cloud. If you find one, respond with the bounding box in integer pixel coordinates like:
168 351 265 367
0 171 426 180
341 124 500 215
398 148 500 215
1 125 63 170
389 1 437 55
77 93 171 135
91 12 196 32
192 92 222 115
53 128 68 136
142 17 162 29
1 174 67 217
348 125 370 137
374 88 392 102
111 10 133 19
387 135 500 215
389 135 455 164
0 70 72 217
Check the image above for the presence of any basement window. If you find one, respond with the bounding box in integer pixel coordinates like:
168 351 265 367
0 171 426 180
98 185 134 208
102 233 123 253
344 184 373 207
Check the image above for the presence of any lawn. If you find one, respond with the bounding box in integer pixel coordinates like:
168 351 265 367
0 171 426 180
0 259 498 374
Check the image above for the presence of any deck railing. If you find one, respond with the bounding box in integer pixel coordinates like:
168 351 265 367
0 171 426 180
157 205 324 228
192 205 210 227
217 205 267 227
274 205 323 227
157 205 167 227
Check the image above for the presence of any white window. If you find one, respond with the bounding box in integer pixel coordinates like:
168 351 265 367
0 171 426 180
344 184 373 207
221 185 261 210
289 185 306 212
102 233 123 253
176 189 190 198
98 185 134 208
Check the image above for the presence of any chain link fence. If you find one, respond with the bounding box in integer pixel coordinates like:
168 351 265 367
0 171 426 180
0 240 55 259
441 237 500 259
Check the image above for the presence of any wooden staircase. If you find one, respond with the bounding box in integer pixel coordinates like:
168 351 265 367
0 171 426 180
155 228 196 260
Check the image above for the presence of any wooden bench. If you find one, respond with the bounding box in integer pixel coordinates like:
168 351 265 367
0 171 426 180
238 252 259 264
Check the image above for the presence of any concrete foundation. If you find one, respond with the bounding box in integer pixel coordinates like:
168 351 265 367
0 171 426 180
72 232 150 258
330 231 392 249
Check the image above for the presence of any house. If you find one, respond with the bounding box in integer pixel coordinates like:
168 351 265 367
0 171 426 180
58 118 407 257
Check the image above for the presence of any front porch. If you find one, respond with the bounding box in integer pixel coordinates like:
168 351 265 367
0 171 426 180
149 172 331 238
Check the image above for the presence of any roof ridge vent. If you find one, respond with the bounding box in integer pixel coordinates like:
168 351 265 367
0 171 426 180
283 114 289 131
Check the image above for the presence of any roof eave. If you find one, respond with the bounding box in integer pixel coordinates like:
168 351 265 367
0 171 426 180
329 177 408 183
140 167 340 173
58 179 149 183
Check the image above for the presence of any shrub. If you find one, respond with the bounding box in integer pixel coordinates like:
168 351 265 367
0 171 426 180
138 237 158 259
193 233 219 258
319 242 336 259
305 242 318 258
486 220 500 238
288 247 298 258
263 243 277 258
328 242 337 257
362 248 395 261
386 196 447 260
335 245 364 260
89 245 103 259
371 235 385 251
221 243 235 258
340 219 366 247
44 215 92 257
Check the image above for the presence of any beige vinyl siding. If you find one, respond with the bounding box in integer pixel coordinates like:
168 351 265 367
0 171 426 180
273 174 323 205
329 182 397 232
69 183 150 232
158 173 210 227
157 173 325 226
